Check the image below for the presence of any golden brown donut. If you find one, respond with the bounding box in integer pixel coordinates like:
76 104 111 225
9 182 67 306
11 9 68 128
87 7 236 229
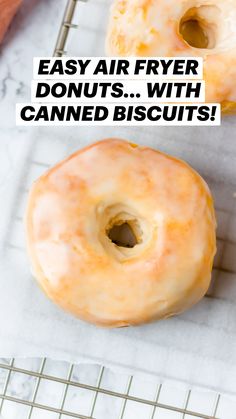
25 139 216 327
106 0 236 113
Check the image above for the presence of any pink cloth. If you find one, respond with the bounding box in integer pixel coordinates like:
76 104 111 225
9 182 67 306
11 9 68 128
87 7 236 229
0 0 22 43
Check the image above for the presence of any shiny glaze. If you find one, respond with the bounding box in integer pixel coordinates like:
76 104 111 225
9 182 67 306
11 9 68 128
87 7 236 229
26 139 216 327
106 0 236 113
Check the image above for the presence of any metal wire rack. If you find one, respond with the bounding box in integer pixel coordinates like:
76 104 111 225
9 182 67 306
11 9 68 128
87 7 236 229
3 130 236 419
1 0 236 418
0 357 228 419
54 0 84 57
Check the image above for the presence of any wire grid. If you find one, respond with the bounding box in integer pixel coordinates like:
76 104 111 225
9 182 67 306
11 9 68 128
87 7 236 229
54 0 87 57
3 134 231 419
3 125 235 419
0 358 224 419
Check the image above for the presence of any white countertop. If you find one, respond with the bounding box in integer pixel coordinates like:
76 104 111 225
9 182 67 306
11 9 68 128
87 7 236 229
0 0 64 242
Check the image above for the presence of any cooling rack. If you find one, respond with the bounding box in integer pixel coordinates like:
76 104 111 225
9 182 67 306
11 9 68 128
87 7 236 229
1 0 236 418
2 135 235 419
0 357 231 419
54 0 82 57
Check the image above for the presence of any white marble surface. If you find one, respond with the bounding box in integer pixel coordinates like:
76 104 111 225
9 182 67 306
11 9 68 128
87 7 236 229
0 0 65 242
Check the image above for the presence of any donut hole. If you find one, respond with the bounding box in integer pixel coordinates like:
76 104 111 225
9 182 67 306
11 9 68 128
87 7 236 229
180 19 209 49
179 6 217 49
107 221 138 248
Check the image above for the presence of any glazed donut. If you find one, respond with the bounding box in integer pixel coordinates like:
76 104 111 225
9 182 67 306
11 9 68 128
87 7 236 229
26 139 216 327
106 0 236 113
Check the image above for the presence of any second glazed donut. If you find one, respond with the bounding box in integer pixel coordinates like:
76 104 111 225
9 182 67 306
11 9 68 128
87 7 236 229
106 0 236 113
25 139 216 327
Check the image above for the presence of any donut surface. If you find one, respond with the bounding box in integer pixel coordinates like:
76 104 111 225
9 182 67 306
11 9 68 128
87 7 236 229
106 0 236 113
26 139 216 327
